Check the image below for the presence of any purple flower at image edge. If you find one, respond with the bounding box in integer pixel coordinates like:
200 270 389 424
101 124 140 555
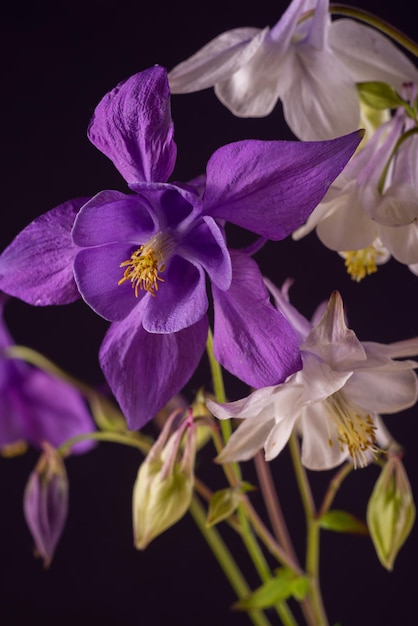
0 66 363 430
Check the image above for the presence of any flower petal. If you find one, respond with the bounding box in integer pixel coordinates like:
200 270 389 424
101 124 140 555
264 410 299 462
217 413 276 463
73 243 143 321
302 292 367 369
345 369 418 414
298 402 349 470
99 302 208 430
88 66 177 184
204 131 363 239
142 256 208 333
0 198 85 305
212 251 301 387
72 190 156 247
178 216 232 290
168 27 266 93
330 19 418 92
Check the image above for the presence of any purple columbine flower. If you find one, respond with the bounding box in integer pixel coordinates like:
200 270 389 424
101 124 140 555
0 66 362 430
0 295 94 453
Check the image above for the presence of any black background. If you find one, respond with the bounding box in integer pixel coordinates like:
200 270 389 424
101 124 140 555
1 1 417 625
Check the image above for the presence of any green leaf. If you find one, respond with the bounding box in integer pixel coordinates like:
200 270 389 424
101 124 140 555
357 81 404 110
319 510 368 535
206 488 241 527
233 569 309 610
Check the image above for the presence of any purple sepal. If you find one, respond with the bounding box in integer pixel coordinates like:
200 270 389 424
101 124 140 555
99 300 209 430
212 250 302 387
88 66 177 184
0 198 86 305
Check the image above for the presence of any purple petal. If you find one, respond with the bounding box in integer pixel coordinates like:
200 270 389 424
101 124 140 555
212 250 302 387
143 256 208 333
0 198 86 305
72 190 156 247
203 132 363 239
73 243 144 321
88 66 177 184
18 369 95 453
178 217 232 290
128 181 202 228
99 301 209 430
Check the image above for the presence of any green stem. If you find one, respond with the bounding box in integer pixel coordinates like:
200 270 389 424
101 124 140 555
318 462 353 518
329 4 418 57
288 435 329 626
57 430 152 457
189 496 271 626
236 505 298 626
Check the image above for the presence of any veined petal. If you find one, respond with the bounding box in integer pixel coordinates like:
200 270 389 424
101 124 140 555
99 302 208 430
280 49 360 140
217 413 276 463
72 190 156 247
73 243 142 321
345 369 418 414
330 20 418 91
207 384 279 420
168 28 266 93
178 216 232 290
212 251 301 387
264 410 299 461
264 278 312 343
298 402 349 470
17 369 95 453
299 352 353 403
204 132 362 239
0 198 86 305
142 256 208 333
364 338 418 360
302 292 367 368
378 222 418 265
88 66 177 184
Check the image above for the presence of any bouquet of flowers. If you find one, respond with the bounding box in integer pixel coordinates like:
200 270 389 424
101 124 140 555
1 1 417 624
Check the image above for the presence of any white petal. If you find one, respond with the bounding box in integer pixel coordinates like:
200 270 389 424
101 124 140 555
330 20 418 91
264 413 299 461
206 384 278 420
281 48 360 140
299 403 349 470
365 338 418 360
168 27 266 93
216 413 276 463
378 222 418 265
345 369 418 414
264 277 311 344
299 352 353 403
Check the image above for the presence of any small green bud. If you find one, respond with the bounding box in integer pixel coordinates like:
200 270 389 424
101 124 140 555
133 410 196 549
367 455 415 570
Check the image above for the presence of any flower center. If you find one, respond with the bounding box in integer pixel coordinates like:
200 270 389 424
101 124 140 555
342 245 382 282
326 393 379 469
118 232 173 297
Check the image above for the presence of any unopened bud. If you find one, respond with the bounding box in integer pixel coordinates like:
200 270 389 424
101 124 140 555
23 443 68 568
133 410 196 549
367 454 415 570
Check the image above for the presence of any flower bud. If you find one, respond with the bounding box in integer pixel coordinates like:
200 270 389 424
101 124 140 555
133 410 196 549
367 454 415 570
23 442 68 568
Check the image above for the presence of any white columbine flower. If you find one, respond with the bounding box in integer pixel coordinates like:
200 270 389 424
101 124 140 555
168 0 418 140
293 104 418 279
207 281 418 470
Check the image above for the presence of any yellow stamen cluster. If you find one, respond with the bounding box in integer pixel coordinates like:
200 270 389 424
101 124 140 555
118 245 165 297
327 393 379 469
343 245 382 282
1 440 28 458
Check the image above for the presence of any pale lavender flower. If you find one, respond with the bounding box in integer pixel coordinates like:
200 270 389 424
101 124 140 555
208 282 418 470
169 0 418 140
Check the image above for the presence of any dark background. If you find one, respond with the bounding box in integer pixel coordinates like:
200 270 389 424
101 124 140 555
1 1 417 624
